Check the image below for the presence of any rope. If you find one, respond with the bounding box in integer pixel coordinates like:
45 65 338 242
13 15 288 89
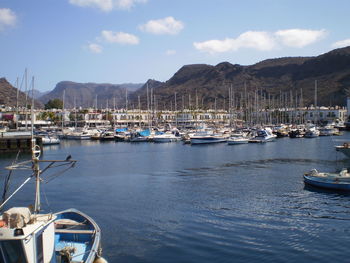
44 163 76 183
41 182 52 213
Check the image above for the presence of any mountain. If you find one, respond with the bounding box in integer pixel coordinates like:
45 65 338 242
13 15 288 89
33 89 49 99
31 46 350 110
39 82 143 108
130 46 350 109
0 78 43 108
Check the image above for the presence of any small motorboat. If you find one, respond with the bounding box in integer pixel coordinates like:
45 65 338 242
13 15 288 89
288 129 305 138
100 131 115 141
303 168 350 191
42 135 61 145
335 142 350 158
227 133 249 145
249 128 276 143
304 126 320 138
153 132 180 143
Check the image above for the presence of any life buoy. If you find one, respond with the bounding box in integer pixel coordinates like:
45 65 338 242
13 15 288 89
0 220 7 228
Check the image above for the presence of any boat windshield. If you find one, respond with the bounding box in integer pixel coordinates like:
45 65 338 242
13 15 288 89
0 240 26 263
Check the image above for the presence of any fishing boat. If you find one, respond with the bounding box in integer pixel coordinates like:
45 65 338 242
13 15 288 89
303 168 350 191
249 128 276 143
0 110 107 262
335 142 350 158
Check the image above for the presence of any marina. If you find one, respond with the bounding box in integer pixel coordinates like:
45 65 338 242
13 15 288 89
1 133 350 262
2 1 350 261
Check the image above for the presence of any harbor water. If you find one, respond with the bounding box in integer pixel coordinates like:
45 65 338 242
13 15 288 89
1 134 350 262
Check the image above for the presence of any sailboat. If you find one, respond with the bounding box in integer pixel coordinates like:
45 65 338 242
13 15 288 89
0 79 107 263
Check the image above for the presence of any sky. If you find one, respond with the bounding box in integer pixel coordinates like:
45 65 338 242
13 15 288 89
0 0 350 91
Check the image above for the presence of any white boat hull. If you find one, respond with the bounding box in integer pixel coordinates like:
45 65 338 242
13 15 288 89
249 136 276 143
227 138 249 145
153 137 179 143
42 137 60 145
191 137 227 145
66 134 91 140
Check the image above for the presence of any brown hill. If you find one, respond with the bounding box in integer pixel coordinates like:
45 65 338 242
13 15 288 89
0 78 43 109
16 46 350 110
131 46 350 109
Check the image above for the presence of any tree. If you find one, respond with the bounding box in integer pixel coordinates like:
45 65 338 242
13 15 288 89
45 99 63 109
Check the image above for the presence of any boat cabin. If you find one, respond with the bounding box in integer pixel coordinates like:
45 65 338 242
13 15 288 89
0 207 56 263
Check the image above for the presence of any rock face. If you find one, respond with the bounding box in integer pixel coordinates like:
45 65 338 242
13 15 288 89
0 78 43 108
129 47 350 109
39 82 143 109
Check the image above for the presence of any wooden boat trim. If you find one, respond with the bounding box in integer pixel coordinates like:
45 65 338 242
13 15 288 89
55 229 96 234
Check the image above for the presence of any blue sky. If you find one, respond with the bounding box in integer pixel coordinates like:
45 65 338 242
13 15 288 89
0 0 350 91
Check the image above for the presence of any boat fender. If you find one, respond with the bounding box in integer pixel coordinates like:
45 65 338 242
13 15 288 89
94 257 108 263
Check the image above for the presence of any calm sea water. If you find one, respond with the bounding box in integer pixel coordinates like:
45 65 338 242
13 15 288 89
1 133 350 262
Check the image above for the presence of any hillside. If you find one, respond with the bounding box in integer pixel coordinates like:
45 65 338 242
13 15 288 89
0 78 43 109
130 46 350 109
39 82 143 108
7 46 350 110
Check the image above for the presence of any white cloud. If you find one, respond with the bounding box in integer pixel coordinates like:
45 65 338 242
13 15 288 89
166 49 176 55
194 29 327 54
275 29 327 48
139 16 184 35
69 0 147 11
101 30 139 45
332 39 350 49
0 8 17 31
88 43 103 53
193 31 275 54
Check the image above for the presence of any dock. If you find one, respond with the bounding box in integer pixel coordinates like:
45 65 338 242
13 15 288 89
0 131 43 153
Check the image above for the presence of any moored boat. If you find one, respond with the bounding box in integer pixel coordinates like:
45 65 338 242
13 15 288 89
190 131 227 145
227 132 250 145
249 128 276 143
100 131 115 141
0 122 107 262
152 132 180 143
227 136 249 145
288 129 305 138
318 126 340 136
304 168 350 191
335 142 350 158
42 135 61 145
304 125 320 138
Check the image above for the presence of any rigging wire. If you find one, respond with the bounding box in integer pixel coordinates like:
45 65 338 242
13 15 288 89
1 150 21 207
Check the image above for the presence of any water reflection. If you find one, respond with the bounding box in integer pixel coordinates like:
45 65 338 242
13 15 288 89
1 135 350 263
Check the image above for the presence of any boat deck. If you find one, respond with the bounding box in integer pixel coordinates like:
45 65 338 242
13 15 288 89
54 217 95 262
55 239 88 262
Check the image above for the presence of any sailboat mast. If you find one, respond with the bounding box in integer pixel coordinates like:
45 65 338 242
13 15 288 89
16 77 19 130
314 80 318 124
62 90 65 131
31 76 41 213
